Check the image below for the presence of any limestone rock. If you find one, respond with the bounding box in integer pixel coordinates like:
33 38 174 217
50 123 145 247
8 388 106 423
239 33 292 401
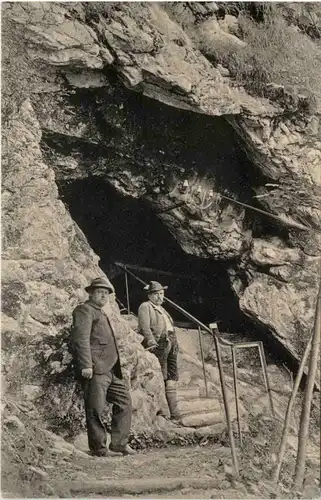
4 1 275 116
28 466 49 481
22 385 44 402
238 263 318 356
1 100 170 435
4 3 112 69
65 70 109 88
227 113 321 358
250 238 302 268
218 15 240 37
196 17 246 55
4 415 25 434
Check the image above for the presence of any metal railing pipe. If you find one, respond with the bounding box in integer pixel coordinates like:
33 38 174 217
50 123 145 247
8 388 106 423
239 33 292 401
198 326 209 398
124 268 130 314
115 262 232 345
231 346 242 446
212 330 239 475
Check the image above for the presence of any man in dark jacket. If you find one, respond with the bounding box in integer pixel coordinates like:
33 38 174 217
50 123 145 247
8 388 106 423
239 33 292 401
71 277 135 457
138 281 180 421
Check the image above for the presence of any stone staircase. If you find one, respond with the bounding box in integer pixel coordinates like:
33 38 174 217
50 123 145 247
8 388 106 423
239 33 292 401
122 311 305 438
177 391 223 428
122 313 246 432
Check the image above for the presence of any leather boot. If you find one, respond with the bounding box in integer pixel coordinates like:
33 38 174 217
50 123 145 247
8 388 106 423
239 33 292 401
109 443 136 456
165 381 181 421
157 383 171 418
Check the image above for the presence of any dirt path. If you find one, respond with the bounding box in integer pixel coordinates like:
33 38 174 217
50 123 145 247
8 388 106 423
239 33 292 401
46 443 320 499
51 444 252 497
2 409 320 499
2 326 320 498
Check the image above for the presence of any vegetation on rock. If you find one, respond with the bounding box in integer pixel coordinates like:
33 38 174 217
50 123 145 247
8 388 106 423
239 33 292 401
198 4 321 112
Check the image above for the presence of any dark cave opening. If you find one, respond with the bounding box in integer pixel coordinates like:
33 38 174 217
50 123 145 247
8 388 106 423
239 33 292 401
48 77 302 374
59 177 255 334
43 78 291 245
58 176 302 374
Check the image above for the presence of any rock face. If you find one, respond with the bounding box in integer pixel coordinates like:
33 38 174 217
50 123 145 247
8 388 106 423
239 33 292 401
2 99 99 387
2 1 321 433
2 99 168 433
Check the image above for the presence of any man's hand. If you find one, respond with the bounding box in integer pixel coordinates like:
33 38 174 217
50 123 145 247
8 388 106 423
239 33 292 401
81 368 93 379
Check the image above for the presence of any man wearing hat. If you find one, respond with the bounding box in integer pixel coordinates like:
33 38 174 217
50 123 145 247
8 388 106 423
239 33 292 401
138 281 180 421
71 277 135 457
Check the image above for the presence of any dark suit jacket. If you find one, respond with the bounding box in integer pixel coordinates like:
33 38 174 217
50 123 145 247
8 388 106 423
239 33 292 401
137 301 174 347
71 301 122 378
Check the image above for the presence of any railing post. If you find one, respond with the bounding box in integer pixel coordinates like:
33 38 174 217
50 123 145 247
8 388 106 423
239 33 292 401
197 327 209 398
210 324 239 477
231 346 242 447
258 342 275 417
124 267 130 315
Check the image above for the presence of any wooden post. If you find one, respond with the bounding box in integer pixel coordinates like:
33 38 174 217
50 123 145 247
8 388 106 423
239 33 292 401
272 334 312 482
292 263 321 492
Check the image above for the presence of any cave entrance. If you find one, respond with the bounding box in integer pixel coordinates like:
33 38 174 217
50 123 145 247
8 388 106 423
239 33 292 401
59 177 252 333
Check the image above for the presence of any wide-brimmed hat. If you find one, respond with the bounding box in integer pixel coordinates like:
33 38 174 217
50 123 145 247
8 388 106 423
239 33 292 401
85 277 114 293
144 281 168 293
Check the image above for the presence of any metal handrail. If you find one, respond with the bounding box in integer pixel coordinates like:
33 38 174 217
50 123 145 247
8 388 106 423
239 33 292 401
114 261 198 280
115 261 239 474
115 261 275 475
115 261 231 345
115 262 273 357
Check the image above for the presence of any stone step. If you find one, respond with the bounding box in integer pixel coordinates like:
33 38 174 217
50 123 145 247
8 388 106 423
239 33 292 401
180 410 223 428
177 386 201 400
66 476 223 497
178 398 217 415
194 423 226 438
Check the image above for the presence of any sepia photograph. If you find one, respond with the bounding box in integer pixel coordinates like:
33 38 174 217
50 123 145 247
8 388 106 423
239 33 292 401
1 0 321 498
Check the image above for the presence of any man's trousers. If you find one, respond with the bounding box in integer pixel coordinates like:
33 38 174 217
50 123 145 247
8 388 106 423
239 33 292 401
153 333 179 381
82 371 132 454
